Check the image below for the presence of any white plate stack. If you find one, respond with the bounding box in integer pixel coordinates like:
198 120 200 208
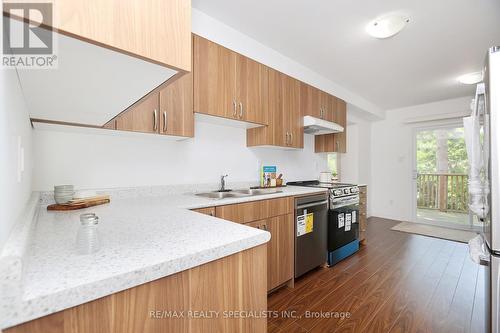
54 185 74 204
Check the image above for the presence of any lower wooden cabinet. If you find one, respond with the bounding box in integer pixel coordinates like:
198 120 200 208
6 245 267 333
191 206 215 216
359 186 367 242
215 198 294 292
215 197 293 224
266 214 294 291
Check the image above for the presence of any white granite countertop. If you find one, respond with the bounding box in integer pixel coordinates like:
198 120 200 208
1 185 326 329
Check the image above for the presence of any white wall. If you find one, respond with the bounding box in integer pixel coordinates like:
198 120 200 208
340 109 373 215
370 96 472 222
33 124 327 190
0 68 33 249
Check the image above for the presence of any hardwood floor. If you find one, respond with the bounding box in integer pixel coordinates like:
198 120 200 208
267 217 486 333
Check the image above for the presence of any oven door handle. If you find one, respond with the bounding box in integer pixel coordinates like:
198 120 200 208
297 200 329 210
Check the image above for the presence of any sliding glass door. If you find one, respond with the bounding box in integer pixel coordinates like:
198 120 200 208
412 123 478 230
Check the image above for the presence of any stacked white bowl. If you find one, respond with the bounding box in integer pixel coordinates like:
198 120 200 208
54 185 74 204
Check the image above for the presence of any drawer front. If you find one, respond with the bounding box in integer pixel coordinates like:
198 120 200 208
215 197 293 224
191 207 216 216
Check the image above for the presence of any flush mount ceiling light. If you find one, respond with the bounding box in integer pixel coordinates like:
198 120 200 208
457 71 483 84
366 14 410 39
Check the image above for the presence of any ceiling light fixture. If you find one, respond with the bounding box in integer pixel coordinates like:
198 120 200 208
366 14 410 39
457 71 483 85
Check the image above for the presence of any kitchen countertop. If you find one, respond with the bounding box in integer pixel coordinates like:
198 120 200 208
1 185 327 329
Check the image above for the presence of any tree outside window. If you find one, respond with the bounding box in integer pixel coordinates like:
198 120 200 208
328 153 339 181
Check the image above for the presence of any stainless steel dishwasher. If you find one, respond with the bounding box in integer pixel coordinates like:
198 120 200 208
295 193 328 278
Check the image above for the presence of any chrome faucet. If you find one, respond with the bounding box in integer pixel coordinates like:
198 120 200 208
220 174 228 191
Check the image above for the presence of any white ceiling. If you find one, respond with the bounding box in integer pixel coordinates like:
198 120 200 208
193 0 500 110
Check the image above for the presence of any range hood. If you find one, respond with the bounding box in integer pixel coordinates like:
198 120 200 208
303 116 344 135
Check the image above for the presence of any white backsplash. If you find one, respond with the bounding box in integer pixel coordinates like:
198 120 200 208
33 121 328 191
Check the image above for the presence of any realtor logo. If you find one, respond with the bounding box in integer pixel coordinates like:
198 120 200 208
2 1 57 68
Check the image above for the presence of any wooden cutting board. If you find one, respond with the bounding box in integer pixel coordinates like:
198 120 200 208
47 196 110 211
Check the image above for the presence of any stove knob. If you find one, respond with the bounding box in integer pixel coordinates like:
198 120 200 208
343 189 349 194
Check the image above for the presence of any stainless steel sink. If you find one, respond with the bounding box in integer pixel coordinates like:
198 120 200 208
233 188 283 195
195 191 241 199
195 188 282 199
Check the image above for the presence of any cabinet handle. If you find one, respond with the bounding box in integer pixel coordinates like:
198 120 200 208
239 102 243 118
153 109 158 131
262 224 267 231
233 100 237 117
290 132 293 145
285 132 289 145
163 111 167 132
336 141 340 151
320 108 323 119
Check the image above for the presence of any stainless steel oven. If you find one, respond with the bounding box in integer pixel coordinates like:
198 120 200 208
328 191 359 266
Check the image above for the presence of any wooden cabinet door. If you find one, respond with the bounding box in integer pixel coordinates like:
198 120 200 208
116 92 159 133
268 70 286 147
193 35 236 119
191 207 215 217
267 214 294 291
314 133 335 152
236 56 268 125
323 94 337 123
300 83 321 119
283 76 302 148
314 99 347 153
159 73 194 137
334 99 347 153
102 119 116 130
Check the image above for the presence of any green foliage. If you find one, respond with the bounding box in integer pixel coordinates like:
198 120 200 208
416 127 468 174
328 153 338 176
416 130 437 173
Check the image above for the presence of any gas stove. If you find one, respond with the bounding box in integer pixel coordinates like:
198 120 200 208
287 180 359 199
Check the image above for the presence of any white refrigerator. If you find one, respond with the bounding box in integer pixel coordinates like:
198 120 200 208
466 46 500 333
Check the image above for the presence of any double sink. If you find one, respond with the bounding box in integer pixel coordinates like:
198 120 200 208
195 187 283 199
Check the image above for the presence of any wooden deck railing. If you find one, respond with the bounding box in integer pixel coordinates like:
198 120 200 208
417 173 469 213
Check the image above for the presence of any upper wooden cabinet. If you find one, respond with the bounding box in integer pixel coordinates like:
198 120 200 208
193 35 268 125
5 0 192 71
105 74 194 138
193 35 235 119
247 70 303 148
159 73 194 137
114 91 159 134
236 55 269 125
335 99 347 152
314 98 347 153
300 84 337 122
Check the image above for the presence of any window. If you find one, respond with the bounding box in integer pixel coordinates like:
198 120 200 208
327 153 340 181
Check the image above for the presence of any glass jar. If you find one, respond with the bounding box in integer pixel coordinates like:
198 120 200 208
76 213 100 254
